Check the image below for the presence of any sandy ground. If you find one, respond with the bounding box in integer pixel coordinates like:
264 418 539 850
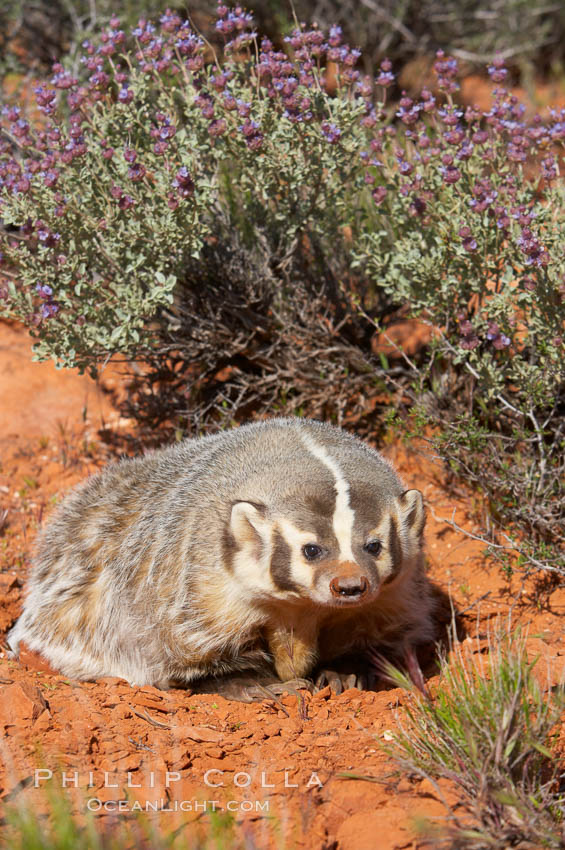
0 319 563 849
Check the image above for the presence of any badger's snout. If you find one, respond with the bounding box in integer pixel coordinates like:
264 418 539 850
329 575 369 599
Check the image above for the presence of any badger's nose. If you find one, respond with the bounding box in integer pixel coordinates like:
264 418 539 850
329 575 369 598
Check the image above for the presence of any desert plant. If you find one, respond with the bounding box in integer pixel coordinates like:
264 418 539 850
0 4 563 575
3 1 565 80
0 778 251 850
384 626 565 848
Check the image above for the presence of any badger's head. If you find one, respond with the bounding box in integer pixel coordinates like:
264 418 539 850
224 432 426 608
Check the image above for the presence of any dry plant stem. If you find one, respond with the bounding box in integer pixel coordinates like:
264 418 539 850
427 504 562 575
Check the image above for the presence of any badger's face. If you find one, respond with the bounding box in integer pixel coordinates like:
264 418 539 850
226 474 426 608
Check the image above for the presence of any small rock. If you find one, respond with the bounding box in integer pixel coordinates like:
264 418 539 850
0 573 21 591
166 747 191 769
33 708 52 734
0 681 49 725
131 695 171 713
203 747 224 760
175 725 222 744
312 685 331 701
315 735 339 746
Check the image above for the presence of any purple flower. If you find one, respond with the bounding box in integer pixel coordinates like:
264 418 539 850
458 226 477 252
487 322 511 349
419 87 436 112
321 122 341 144
51 64 76 90
246 133 264 151
34 86 57 113
128 163 146 182
541 156 557 181
41 301 59 318
15 177 31 194
409 196 426 217
456 143 474 161
90 70 110 89
124 147 137 163
398 160 413 176
396 94 420 125
460 333 480 350
118 194 135 211
328 25 342 47
36 283 53 298
208 118 227 137
43 169 59 188
433 49 459 93
488 57 508 83
441 165 461 184
376 70 394 87
240 119 260 138
472 130 488 145
375 57 394 87
118 87 133 104
172 166 194 196
372 186 388 205
159 124 176 140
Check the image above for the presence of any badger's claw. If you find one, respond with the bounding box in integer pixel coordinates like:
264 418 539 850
248 678 314 701
313 669 367 694
188 673 313 703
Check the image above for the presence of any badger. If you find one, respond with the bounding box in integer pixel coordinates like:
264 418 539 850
7 418 435 695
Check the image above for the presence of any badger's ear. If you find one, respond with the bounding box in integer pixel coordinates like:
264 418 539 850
230 501 269 547
397 489 426 538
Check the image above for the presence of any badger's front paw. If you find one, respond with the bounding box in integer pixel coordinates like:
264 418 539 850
188 673 313 703
243 677 314 702
313 668 372 695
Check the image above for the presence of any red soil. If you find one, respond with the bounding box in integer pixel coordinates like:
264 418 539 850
0 320 563 849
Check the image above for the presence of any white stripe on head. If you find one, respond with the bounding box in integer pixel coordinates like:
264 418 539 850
299 432 355 562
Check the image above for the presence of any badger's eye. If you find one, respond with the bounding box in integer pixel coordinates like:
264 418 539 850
303 543 322 561
364 540 382 557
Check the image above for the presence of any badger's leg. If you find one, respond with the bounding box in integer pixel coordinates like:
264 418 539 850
264 617 319 682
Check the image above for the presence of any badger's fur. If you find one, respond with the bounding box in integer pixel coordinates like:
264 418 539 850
7 418 435 689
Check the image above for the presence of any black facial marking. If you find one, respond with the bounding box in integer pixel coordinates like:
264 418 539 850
349 484 385 533
384 514 403 584
304 492 336 519
221 524 237 572
270 529 299 592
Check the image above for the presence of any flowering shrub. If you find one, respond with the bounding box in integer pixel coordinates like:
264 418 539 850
0 5 377 370
0 4 563 569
